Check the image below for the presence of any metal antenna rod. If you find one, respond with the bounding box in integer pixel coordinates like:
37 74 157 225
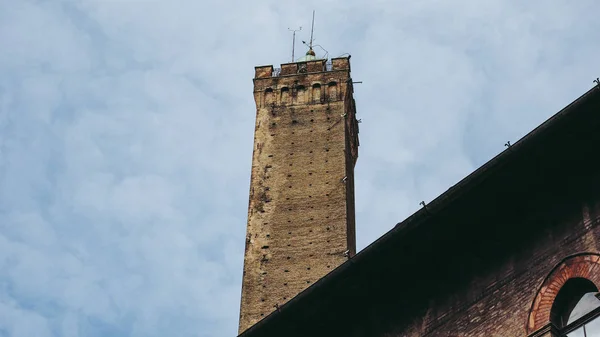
288 26 302 62
309 10 315 49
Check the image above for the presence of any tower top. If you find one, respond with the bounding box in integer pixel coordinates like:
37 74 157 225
257 11 350 78
254 55 351 79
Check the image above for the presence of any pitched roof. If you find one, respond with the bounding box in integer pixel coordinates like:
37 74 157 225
238 85 600 337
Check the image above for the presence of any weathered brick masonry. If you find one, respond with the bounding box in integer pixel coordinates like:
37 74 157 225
237 86 600 337
238 57 359 333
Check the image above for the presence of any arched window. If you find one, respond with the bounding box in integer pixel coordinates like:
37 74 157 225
550 277 600 337
551 278 598 328
312 83 321 103
294 85 306 104
280 87 290 104
265 88 274 105
528 254 600 337
328 81 338 100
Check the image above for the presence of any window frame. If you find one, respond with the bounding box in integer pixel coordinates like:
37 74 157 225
560 306 600 336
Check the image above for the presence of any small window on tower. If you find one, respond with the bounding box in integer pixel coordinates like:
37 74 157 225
295 85 306 104
265 88 274 105
312 83 321 103
280 87 290 104
328 82 338 100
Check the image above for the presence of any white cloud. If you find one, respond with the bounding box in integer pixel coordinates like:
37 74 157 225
0 0 599 336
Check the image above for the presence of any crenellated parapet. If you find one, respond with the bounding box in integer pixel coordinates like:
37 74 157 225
254 56 351 79
253 56 352 107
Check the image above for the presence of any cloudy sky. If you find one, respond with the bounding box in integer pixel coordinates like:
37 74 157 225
0 0 599 336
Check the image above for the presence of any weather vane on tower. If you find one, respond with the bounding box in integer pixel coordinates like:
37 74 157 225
287 26 301 63
288 10 329 63
304 10 316 56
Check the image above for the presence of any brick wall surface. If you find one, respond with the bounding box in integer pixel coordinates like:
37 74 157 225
238 59 359 333
382 199 600 337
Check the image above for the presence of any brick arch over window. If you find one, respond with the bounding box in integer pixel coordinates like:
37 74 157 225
527 253 600 333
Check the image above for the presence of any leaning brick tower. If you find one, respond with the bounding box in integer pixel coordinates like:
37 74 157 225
238 51 359 333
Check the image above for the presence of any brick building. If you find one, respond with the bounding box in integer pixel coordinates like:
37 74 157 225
238 51 600 336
